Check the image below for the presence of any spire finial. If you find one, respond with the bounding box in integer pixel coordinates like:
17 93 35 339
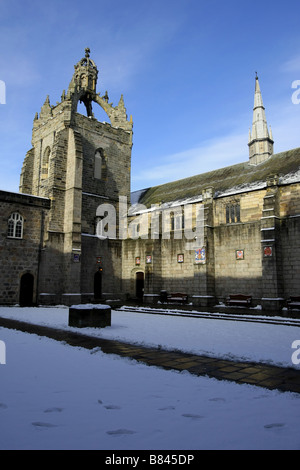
85 47 90 58
249 72 273 164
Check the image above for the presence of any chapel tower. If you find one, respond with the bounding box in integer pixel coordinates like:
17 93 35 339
19 49 133 305
248 74 274 165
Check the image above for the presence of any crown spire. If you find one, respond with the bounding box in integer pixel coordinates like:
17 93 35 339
248 74 274 165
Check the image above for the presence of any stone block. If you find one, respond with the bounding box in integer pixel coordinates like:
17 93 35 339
143 294 159 304
192 295 216 307
261 297 284 312
68 304 111 328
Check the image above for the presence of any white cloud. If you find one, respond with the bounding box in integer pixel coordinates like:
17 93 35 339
281 56 300 73
132 132 247 189
91 14 183 93
270 103 300 153
132 101 300 191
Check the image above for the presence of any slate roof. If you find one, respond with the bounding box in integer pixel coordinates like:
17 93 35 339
131 147 300 208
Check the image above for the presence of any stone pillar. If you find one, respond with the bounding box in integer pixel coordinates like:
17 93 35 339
260 176 283 312
143 238 161 304
192 188 216 308
62 128 83 303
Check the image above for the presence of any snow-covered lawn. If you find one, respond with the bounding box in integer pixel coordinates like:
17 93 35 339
0 306 299 450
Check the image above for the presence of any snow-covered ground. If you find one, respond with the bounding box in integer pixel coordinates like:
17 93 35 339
0 305 300 450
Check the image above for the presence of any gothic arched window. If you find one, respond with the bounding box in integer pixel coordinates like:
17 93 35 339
42 146 51 179
7 213 24 239
94 149 102 179
94 148 107 180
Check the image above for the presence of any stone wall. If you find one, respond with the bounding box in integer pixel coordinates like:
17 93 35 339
12 52 300 311
122 182 300 310
0 191 50 305
280 183 300 298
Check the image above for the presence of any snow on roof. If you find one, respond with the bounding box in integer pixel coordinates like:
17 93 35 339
131 148 300 208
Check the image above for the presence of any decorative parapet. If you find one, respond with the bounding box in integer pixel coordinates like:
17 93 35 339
94 93 133 131
32 48 133 134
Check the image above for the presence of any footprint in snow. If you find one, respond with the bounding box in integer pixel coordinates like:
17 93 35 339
264 423 285 429
0 403 8 409
158 406 176 411
44 407 63 413
106 429 136 436
104 405 121 410
209 398 226 402
182 413 204 420
32 422 58 428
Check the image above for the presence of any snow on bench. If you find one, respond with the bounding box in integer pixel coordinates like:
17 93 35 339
226 294 252 307
287 296 300 311
167 293 188 303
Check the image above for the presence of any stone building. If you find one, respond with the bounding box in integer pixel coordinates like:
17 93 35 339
17 48 133 306
0 190 50 305
0 49 299 311
122 75 300 312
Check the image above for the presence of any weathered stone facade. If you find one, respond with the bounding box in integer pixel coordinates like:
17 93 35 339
0 51 299 312
0 190 50 305
18 48 133 306
124 148 300 311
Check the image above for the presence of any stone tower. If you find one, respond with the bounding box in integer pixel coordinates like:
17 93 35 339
19 48 133 305
248 74 274 165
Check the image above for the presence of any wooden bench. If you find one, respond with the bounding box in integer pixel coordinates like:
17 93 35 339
167 293 188 303
287 296 300 311
226 294 252 307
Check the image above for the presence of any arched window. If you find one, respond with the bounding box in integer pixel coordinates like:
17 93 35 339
7 213 24 239
94 148 107 180
41 146 51 179
94 149 102 179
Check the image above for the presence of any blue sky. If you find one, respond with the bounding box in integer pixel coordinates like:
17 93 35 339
0 0 300 193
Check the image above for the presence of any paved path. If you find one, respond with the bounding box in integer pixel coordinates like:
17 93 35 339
1 316 300 394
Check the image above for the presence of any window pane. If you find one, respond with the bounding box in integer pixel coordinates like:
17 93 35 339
230 205 235 223
16 221 22 238
236 204 240 222
94 153 102 179
226 205 230 224
7 220 14 237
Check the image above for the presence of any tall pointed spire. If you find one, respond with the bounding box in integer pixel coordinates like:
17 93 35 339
248 74 274 165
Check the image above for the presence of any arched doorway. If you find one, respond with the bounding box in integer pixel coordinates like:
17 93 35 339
19 273 34 306
136 272 144 300
94 270 102 300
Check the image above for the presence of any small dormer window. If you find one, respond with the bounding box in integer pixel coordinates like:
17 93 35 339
7 213 24 239
226 203 240 224
171 212 184 231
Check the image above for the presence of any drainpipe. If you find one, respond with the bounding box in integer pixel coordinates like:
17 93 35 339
36 209 45 305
